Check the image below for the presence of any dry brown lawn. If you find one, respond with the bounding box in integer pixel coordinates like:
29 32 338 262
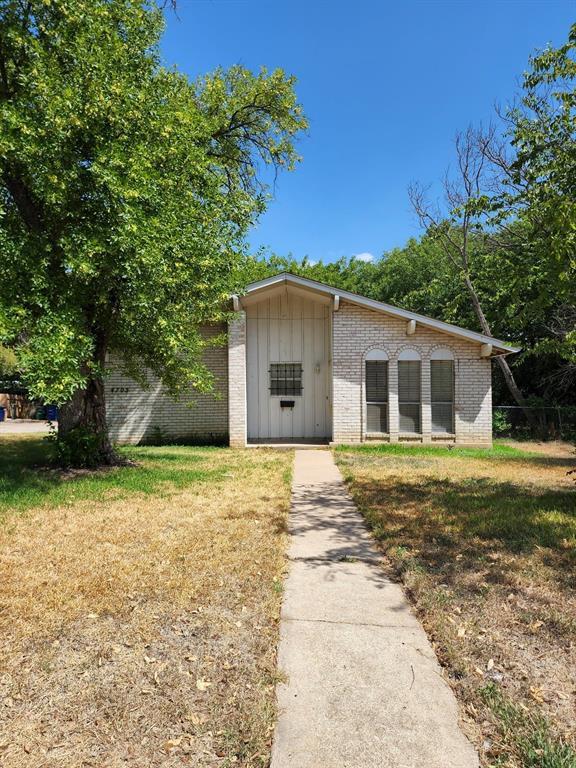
336 440 576 768
0 438 292 767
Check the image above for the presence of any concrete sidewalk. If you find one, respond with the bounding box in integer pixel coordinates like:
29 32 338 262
0 419 52 435
270 450 479 768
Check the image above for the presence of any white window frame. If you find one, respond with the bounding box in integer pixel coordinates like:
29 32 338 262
398 349 422 434
430 350 455 434
365 349 389 434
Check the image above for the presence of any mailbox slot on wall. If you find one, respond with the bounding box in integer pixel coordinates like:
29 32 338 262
280 400 295 409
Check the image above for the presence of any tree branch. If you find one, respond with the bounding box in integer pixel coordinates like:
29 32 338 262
2 165 44 233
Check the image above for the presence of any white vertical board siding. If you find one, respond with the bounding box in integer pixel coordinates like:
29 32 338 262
246 293 330 439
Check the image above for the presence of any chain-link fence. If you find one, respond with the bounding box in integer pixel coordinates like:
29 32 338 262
493 406 576 441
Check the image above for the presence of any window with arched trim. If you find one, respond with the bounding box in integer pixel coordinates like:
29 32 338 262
365 350 388 432
430 351 455 433
398 349 421 433
430 347 454 361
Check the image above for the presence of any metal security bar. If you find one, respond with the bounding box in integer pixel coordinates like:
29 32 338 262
270 363 303 396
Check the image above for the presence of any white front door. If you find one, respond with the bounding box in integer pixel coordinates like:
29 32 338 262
246 291 330 440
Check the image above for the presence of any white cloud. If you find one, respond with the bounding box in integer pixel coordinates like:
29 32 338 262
353 252 375 263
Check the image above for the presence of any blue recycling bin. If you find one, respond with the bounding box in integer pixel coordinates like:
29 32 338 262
46 405 59 421
0 406 5 422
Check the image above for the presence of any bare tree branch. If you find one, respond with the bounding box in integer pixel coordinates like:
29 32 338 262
408 126 538 422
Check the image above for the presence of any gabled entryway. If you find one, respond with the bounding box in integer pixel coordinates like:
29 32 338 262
243 285 331 441
226 273 519 449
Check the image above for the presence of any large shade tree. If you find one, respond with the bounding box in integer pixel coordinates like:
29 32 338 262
0 0 307 463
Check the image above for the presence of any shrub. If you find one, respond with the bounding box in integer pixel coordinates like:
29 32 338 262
46 424 103 468
492 409 512 436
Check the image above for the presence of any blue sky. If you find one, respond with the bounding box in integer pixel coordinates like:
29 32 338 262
161 1 574 264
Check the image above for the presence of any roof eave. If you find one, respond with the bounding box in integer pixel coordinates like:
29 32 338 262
242 273 521 356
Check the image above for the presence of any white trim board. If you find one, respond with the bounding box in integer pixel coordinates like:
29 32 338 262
241 273 520 356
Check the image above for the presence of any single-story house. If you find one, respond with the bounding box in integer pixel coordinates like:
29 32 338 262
105 272 519 446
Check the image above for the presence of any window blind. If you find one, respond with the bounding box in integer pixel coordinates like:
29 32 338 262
365 360 388 432
398 360 421 433
431 360 454 433
366 360 388 403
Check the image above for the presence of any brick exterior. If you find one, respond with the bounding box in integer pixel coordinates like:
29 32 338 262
105 324 228 444
105 300 493 447
332 301 492 445
228 313 247 447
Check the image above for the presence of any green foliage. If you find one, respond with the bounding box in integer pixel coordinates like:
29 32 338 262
45 424 103 469
508 25 576 296
0 344 23 393
481 684 576 768
492 409 512 436
15 317 95 403
489 25 576 375
0 0 306 411
0 436 225 519
239 252 382 297
0 345 17 376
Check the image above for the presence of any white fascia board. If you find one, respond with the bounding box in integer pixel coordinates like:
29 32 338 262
242 273 521 355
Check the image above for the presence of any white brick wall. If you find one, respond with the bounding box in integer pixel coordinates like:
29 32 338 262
228 313 247 447
105 324 228 444
104 302 493 447
332 302 492 445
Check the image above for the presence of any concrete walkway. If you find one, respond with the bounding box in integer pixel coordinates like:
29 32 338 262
270 450 479 768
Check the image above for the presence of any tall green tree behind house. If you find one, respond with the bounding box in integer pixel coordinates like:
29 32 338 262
492 23 576 395
371 232 575 405
0 0 306 463
403 25 576 415
0 346 17 378
408 127 538 420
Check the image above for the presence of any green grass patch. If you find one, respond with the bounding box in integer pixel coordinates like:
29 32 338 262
334 440 537 460
481 684 576 768
431 477 575 553
0 436 228 520
347 471 575 557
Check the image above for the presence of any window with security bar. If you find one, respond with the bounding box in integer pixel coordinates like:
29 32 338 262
365 360 388 432
269 363 303 396
431 360 455 433
398 360 421 433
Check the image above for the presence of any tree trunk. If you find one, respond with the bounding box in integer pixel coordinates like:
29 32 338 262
463 274 544 437
58 373 118 465
58 339 120 465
